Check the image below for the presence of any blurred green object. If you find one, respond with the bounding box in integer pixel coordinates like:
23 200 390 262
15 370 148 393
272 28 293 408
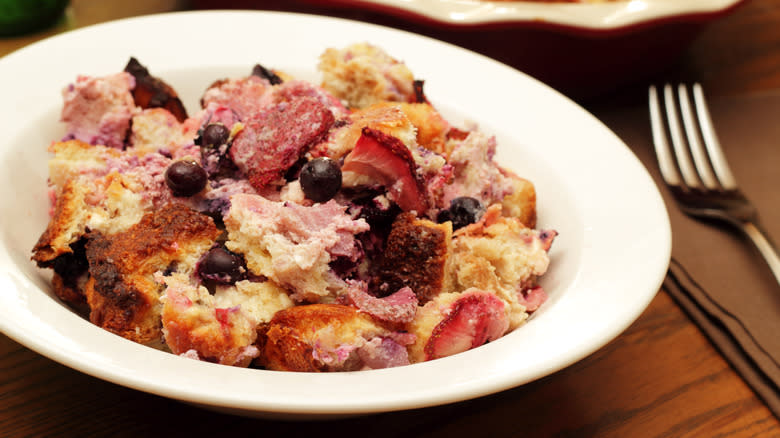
0 0 69 36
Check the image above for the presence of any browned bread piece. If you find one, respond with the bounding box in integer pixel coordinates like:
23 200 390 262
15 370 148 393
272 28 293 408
32 140 151 266
389 102 449 156
32 179 91 265
84 203 219 344
125 57 188 122
32 172 158 268
314 102 417 160
127 108 195 156
51 272 89 313
373 212 452 303
160 273 261 367
499 168 537 228
443 205 553 329
318 42 416 109
32 140 112 264
46 140 121 194
257 303 390 372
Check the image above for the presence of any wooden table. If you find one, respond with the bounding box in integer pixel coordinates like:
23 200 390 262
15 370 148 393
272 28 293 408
2 1 779 436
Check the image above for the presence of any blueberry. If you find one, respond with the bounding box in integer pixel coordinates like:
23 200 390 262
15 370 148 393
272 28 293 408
300 157 342 203
437 197 485 230
355 196 401 228
198 246 246 285
165 160 207 197
201 123 230 148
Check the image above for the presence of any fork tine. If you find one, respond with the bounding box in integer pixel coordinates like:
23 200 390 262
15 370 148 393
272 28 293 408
691 83 739 190
677 84 719 190
662 84 702 189
649 85 682 187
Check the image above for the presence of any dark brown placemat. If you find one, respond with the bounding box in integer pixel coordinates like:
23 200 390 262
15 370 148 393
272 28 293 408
592 90 780 417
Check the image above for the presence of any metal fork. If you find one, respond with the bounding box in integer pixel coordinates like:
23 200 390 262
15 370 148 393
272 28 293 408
649 83 780 285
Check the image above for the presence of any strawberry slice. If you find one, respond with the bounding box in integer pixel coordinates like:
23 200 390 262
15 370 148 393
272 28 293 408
424 290 509 360
517 285 548 312
230 96 335 190
342 127 429 213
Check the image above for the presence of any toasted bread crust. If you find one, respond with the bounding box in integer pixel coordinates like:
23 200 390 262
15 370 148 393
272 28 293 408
160 273 260 366
51 272 88 309
84 275 156 342
374 213 452 303
46 140 120 192
500 168 537 228
258 304 382 372
32 139 144 265
84 203 219 343
125 57 188 122
389 102 449 156
32 180 90 264
316 102 417 161
318 42 415 109
443 205 552 329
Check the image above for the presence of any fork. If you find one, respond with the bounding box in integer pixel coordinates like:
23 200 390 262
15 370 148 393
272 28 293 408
649 83 780 285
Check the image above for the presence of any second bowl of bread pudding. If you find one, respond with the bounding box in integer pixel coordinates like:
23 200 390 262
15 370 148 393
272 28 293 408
193 0 747 97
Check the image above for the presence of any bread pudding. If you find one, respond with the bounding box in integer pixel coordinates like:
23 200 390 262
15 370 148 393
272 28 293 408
32 43 556 372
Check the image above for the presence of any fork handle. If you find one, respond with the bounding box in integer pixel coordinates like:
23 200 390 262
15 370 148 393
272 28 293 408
739 221 780 286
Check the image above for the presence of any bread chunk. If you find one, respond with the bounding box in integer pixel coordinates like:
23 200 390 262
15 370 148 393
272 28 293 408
318 42 416 109
60 72 136 149
32 139 181 265
407 289 509 363
160 273 261 367
500 168 537 228
84 203 219 343
32 180 92 264
390 102 449 156
128 108 196 156
443 205 554 329
46 140 121 193
224 194 368 302
374 212 452 303
257 303 402 371
125 57 188 122
312 102 417 160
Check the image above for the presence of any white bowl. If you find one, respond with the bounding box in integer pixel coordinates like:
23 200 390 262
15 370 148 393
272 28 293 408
0 10 670 418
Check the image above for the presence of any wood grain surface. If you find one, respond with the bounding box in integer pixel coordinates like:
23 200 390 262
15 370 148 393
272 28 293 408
1 0 779 436
1 293 774 437
661 0 780 98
